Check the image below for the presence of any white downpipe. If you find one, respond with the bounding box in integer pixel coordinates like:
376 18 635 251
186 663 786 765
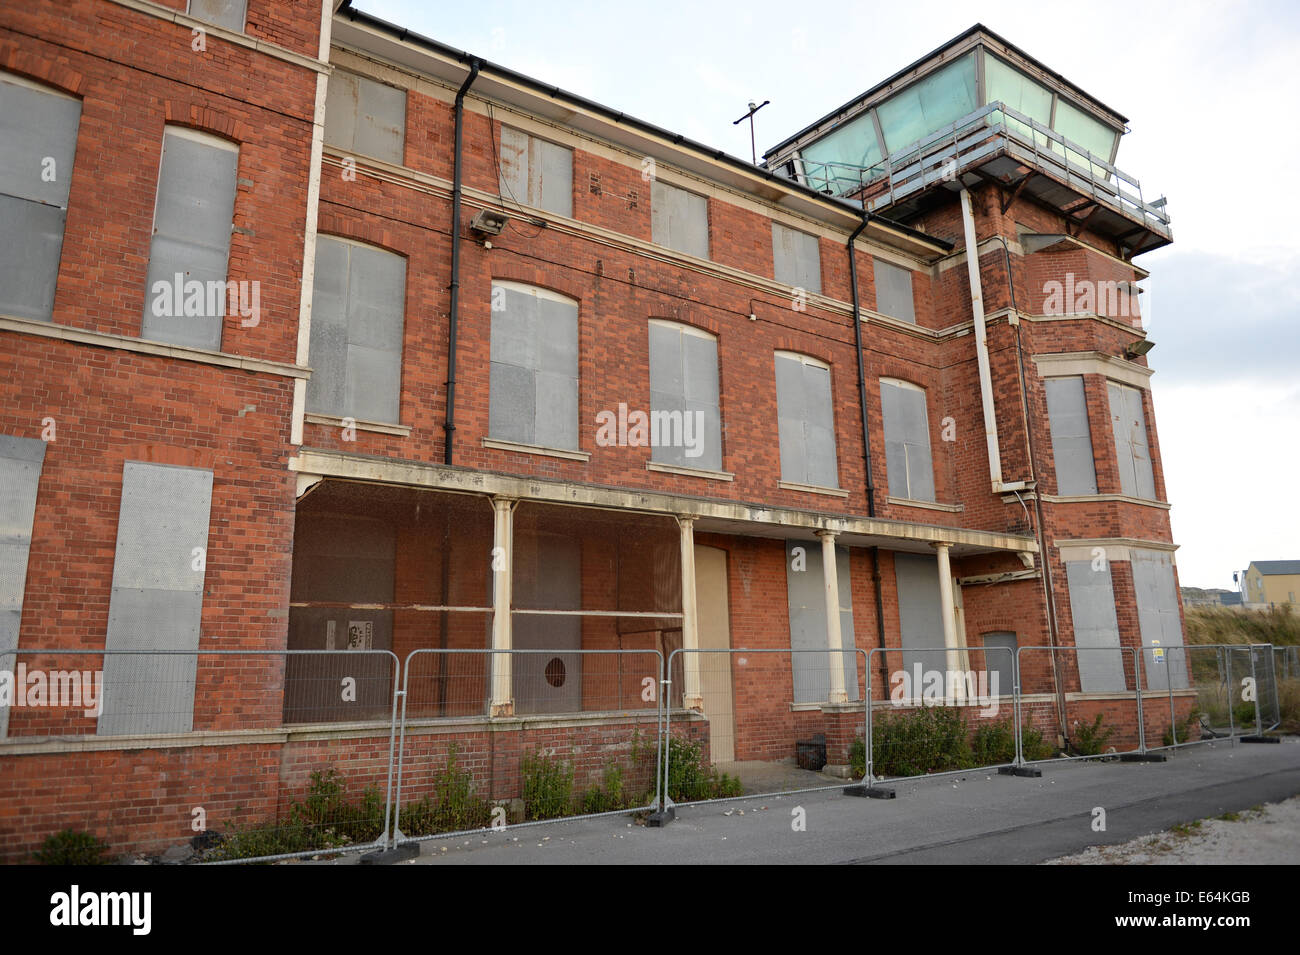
291 0 334 447
959 188 1004 493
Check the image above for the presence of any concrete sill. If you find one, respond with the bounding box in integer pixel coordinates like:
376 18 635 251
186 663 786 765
646 461 734 481
779 480 849 498
304 413 411 437
886 496 964 513
481 438 591 462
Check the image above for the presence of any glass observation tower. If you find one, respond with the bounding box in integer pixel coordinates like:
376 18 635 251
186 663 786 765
764 24 1171 258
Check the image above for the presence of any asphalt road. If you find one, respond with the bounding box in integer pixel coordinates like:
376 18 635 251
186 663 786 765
339 737 1300 865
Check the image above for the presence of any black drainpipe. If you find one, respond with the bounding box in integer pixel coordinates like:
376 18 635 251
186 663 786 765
443 58 481 467
847 215 890 693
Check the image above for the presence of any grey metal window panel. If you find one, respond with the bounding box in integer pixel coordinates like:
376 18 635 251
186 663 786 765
0 435 46 738
307 236 406 423
772 222 821 293
1045 377 1098 495
188 0 246 31
785 541 858 704
775 354 839 487
498 126 573 217
880 380 935 501
648 323 722 471
0 74 81 323
0 197 66 322
141 130 238 350
982 632 1017 697
324 70 406 165
1065 560 1126 693
1131 549 1188 691
1107 381 1156 499
894 553 947 677
873 257 915 323
651 180 709 259
513 534 582 714
489 284 578 449
0 75 80 207
99 462 213 736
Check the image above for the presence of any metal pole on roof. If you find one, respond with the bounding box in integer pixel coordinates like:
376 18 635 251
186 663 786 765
733 100 770 165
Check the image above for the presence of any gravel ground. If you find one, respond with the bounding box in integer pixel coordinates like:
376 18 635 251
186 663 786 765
1043 795 1300 864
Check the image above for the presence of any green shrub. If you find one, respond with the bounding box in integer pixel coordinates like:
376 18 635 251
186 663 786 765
872 706 973 777
33 829 111 865
399 742 493 835
1162 715 1198 746
522 751 575 820
1019 724 1055 761
849 737 866 780
582 764 628 814
664 735 743 802
1070 713 1115 756
971 719 1016 765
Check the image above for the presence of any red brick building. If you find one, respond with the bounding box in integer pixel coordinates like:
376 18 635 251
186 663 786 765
0 0 1189 858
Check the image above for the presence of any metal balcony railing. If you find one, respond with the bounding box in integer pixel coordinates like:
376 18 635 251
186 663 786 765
797 101 1171 240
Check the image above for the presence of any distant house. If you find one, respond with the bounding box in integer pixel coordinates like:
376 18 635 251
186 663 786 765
1242 561 1300 608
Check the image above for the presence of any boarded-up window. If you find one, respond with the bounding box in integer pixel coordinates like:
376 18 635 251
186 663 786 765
0 435 46 738
873 257 915 323
1131 549 1188 691
772 222 821 293
1107 381 1156 499
1065 560 1125 693
498 126 572 217
490 281 579 450
880 378 935 502
1045 377 1098 495
307 235 407 424
187 0 246 31
651 180 709 260
141 127 238 350
648 320 722 471
0 72 81 323
324 70 406 166
894 553 946 679
982 632 1017 697
775 352 838 488
99 462 213 736
785 541 858 704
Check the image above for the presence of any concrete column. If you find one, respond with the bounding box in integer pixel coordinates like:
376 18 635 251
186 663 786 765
490 497 516 717
678 515 703 710
818 531 848 704
933 541 963 702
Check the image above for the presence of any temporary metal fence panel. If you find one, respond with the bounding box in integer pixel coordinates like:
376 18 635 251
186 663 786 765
391 647 664 846
1015 645 1147 763
662 648 870 806
861 644 1019 786
0 648 400 865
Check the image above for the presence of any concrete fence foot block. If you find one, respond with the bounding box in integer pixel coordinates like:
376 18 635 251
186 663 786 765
359 843 420 865
844 784 895 799
998 765 1042 777
1120 753 1168 762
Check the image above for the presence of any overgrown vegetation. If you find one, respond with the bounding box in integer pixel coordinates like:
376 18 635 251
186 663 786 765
521 751 576 820
33 829 111 865
1185 605 1300 647
1162 714 1199 746
849 710 1058 780
397 743 493 835
1069 713 1115 756
664 735 742 801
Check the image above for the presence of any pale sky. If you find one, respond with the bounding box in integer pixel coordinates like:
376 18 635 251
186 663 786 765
352 0 1300 589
